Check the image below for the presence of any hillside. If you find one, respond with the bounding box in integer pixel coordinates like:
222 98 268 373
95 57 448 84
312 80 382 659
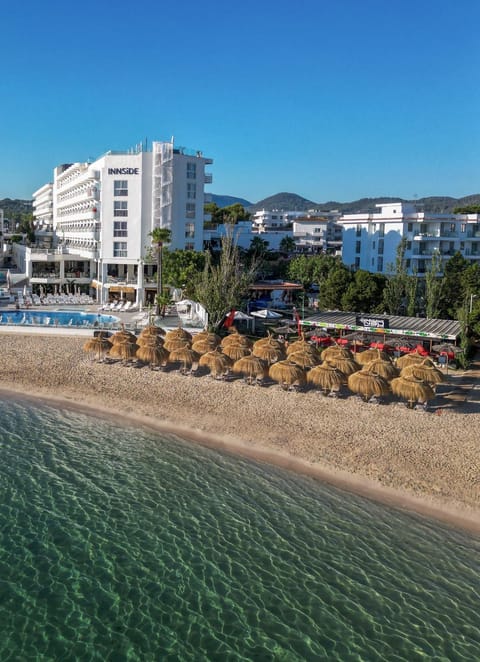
210 194 252 208
247 193 480 214
0 198 33 216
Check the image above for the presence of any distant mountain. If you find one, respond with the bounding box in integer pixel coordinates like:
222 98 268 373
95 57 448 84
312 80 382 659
248 192 318 212
246 193 480 215
0 198 33 216
210 194 252 208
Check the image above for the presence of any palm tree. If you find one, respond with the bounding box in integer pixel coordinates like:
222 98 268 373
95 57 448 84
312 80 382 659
149 227 171 316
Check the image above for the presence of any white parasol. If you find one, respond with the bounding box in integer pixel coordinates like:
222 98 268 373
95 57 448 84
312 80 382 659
251 309 283 319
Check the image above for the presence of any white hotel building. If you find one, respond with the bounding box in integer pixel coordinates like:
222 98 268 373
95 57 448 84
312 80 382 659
27 140 212 305
340 202 480 275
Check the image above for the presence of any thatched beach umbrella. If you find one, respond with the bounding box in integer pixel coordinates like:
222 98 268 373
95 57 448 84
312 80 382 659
252 341 286 365
110 329 137 345
321 345 354 361
396 351 426 370
355 348 390 365
232 354 267 384
269 360 306 390
347 368 390 401
108 339 140 364
306 362 345 395
220 331 252 349
286 338 318 356
164 326 193 342
363 358 399 382
164 336 192 352
136 343 169 369
287 349 320 369
191 334 220 355
168 345 200 373
137 333 165 347
139 324 165 340
253 332 284 351
390 375 435 408
221 343 252 361
83 334 112 362
199 348 232 379
325 356 360 378
191 328 210 343
400 359 445 387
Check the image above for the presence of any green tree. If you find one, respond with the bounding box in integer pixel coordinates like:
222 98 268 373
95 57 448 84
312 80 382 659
204 202 224 225
287 254 340 291
279 236 296 253
193 232 258 330
318 264 352 310
223 203 250 224
382 239 409 315
248 236 269 260
163 249 206 295
424 251 443 319
452 205 480 214
149 227 172 316
287 255 317 289
439 252 469 318
341 270 386 313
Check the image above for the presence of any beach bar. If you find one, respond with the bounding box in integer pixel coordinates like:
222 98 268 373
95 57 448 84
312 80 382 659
301 311 461 345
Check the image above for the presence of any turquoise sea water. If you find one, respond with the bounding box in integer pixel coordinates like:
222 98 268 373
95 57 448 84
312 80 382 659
0 398 479 661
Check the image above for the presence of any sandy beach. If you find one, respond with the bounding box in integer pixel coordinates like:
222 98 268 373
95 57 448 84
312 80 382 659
1 331 479 534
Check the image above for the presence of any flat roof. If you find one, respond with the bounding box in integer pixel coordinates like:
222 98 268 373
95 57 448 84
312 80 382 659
301 311 461 341
250 281 304 291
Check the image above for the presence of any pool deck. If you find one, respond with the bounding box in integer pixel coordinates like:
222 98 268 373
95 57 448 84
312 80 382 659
0 303 202 337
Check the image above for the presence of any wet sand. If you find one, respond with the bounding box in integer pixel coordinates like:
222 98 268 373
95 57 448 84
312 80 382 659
1 332 479 534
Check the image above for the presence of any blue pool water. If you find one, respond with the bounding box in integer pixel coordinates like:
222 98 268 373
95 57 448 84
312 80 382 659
0 309 119 327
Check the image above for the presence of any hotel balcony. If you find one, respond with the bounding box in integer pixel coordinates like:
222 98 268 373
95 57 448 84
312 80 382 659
204 173 213 184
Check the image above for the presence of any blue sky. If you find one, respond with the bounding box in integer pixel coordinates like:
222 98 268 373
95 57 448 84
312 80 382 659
1 0 479 204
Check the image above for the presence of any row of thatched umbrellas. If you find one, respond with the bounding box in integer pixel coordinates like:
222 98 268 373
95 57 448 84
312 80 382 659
83 327 445 407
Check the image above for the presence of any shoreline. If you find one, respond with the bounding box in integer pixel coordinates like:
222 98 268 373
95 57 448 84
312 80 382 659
1 333 479 536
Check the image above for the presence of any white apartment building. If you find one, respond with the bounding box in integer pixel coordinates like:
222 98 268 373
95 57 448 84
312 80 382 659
26 140 212 305
340 202 480 275
252 209 304 232
293 214 342 254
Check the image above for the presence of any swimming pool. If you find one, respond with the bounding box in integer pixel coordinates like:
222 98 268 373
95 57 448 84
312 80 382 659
0 309 119 327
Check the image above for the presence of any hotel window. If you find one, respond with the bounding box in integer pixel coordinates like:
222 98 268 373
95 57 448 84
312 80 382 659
114 201 128 217
186 162 197 179
185 222 195 239
355 225 361 237
355 240 361 253
379 223 385 237
113 242 127 257
407 223 413 232
186 203 196 219
378 239 384 254
355 257 360 268
114 221 128 237
461 223 466 233
187 182 196 199
377 257 383 271
114 180 128 196
185 242 195 250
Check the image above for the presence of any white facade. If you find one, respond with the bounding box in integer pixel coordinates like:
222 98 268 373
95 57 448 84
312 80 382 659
29 140 212 305
293 214 342 254
32 182 54 230
340 202 480 275
252 209 304 232
203 222 290 251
